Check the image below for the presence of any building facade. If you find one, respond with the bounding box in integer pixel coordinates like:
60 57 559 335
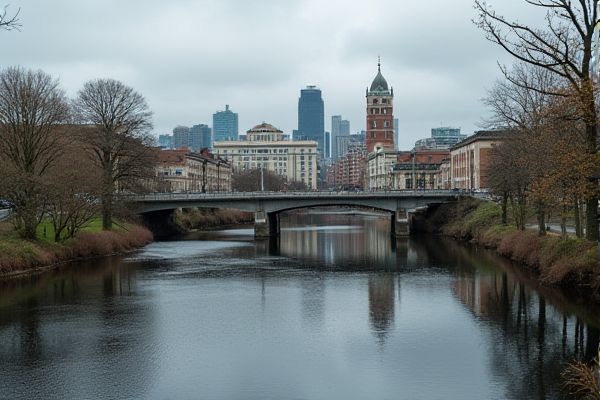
214 123 319 190
366 149 399 191
331 115 350 161
213 105 239 145
173 125 190 149
189 124 212 151
366 60 395 153
154 148 232 193
331 145 366 190
296 86 325 158
450 130 505 190
158 134 172 149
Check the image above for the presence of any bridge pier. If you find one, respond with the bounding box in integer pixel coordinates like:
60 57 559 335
254 211 280 238
394 208 411 237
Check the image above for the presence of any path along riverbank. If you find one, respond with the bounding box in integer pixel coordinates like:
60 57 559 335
416 198 599 300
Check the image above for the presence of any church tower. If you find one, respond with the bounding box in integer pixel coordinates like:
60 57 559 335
366 59 394 153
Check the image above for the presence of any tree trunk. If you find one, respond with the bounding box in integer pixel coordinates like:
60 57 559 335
501 193 508 225
537 206 546 236
585 197 598 241
561 205 568 240
102 192 113 230
574 198 582 238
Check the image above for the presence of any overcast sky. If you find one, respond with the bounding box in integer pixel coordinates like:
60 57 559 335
2 0 545 149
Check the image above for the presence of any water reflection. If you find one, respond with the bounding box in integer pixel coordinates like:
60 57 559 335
0 258 158 400
0 213 599 399
368 274 395 343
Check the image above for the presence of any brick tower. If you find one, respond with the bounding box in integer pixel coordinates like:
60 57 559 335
365 59 394 153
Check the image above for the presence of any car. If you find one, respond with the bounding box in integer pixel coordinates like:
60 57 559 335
0 199 12 208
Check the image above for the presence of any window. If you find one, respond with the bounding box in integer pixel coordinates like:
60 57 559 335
373 99 378 104
382 98 387 104
384 121 389 128
372 121 376 128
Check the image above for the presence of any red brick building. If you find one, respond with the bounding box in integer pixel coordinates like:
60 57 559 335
450 130 505 190
365 60 395 153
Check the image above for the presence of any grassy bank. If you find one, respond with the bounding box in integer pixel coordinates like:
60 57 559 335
422 198 598 291
0 218 153 275
174 208 253 231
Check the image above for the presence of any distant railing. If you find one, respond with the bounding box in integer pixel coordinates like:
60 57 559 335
126 189 487 202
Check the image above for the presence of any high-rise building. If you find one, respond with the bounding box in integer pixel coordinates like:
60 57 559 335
431 127 466 147
189 124 212 151
213 105 239 145
325 131 331 159
173 125 190 149
296 86 324 158
365 60 394 153
158 134 173 149
331 115 350 161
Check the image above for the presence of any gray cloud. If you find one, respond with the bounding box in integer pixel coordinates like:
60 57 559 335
2 0 544 149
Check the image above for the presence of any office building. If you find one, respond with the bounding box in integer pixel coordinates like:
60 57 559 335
189 124 212 151
214 122 319 190
213 105 239 145
173 125 190 149
158 134 172 149
450 130 505 189
296 86 325 158
331 115 350 161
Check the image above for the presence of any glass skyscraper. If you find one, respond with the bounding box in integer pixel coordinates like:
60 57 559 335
296 86 324 157
189 124 212 151
212 105 239 146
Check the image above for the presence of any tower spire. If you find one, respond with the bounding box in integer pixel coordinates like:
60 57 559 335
378 56 381 71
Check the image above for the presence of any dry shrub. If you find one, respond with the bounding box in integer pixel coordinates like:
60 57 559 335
0 224 153 275
561 360 600 399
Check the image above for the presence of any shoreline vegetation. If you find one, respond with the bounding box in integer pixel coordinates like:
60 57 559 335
174 208 254 231
418 197 598 298
0 218 153 278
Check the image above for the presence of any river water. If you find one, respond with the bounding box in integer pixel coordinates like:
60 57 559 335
0 212 598 400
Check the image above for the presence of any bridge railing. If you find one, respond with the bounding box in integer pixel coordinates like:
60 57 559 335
125 189 487 202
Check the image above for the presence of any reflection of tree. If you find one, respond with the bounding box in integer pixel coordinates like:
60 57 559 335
0 257 157 399
449 247 600 399
368 274 395 344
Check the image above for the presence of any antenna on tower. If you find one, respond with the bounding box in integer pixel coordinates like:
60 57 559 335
377 56 381 71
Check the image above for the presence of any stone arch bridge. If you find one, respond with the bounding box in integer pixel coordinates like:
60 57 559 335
132 191 463 237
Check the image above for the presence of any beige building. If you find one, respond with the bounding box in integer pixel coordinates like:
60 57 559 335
214 123 318 190
390 163 443 190
154 149 232 193
367 148 399 191
450 130 505 190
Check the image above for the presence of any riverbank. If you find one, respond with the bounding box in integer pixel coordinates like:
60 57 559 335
174 208 253 231
418 198 598 295
0 220 153 277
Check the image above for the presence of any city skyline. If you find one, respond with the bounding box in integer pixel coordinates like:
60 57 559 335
1 0 539 149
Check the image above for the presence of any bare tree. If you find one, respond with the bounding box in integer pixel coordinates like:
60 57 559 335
475 0 600 240
73 79 154 230
0 4 20 31
232 169 286 192
44 142 101 242
0 67 70 239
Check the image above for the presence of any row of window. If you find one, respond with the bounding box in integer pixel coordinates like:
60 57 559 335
369 108 390 115
221 148 314 154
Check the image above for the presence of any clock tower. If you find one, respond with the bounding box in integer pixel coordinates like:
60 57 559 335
366 59 394 153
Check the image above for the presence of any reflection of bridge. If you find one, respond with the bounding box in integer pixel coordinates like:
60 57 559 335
132 191 463 237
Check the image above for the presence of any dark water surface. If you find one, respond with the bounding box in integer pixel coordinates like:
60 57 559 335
1 213 599 400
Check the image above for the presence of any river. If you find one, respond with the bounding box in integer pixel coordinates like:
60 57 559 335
0 212 598 400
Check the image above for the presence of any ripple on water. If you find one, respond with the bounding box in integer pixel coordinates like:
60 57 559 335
124 240 252 261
